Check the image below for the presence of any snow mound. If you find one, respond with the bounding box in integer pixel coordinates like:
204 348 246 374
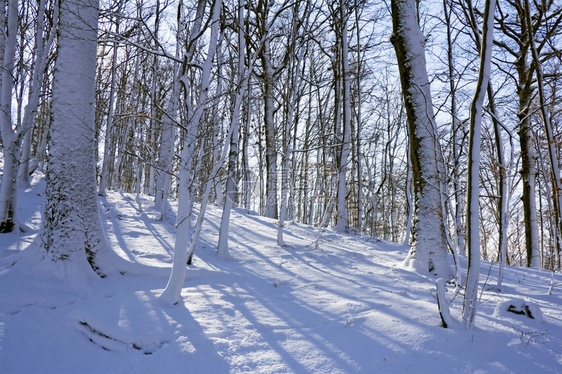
493 299 544 323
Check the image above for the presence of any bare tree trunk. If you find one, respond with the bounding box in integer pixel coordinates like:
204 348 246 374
497 0 542 268
523 0 562 269
488 84 512 288
402 142 413 245
155 1 183 220
218 0 245 259
161 0 222 304
354 3 364 234
0 0 20 233
463 0 496 329
18 0 57 188
277 4 307 246
261 33 278 219
390 0 451 277
443 0 466 258
98 6 121 196
335 1 351 233
40 0 112 280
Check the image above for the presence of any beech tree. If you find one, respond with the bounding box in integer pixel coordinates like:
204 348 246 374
0 0 20 233
390 0 451 278
334 1 352 233
161 0 222 304
522 0 562 268
98 2 122 196
463 0 496 329
277 3 305 246
494 0 541 267
8 0 561 288
217 0 248 259
1 0 58 233
442 0 466 258
40 0 112 278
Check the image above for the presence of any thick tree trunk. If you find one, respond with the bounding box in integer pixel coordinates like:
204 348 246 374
41 0 110 278
391 0 451 278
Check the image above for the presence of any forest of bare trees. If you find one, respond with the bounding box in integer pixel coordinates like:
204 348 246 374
1 0 561 284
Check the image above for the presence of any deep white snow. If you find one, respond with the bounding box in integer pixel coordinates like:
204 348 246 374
1 170 561 373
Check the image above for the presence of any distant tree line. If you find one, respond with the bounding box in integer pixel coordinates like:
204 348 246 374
1 0 561 302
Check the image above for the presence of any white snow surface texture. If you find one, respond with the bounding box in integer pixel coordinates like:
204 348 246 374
1 171 562 373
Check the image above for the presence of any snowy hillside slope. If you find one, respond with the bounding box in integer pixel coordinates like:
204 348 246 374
1 172 561 373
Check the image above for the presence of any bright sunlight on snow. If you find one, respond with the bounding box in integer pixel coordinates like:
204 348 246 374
1 170 562 373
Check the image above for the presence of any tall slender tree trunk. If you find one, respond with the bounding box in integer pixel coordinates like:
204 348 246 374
523 0 562 269
217 0 245 259
443 0 466 258
0 0 20 233
277 3 307 245
463 0 496 329
390 0 451 278
98 8 121 196
508 0 541 268
146 0 162 197
335 2 351 233
262 42 278 220
354 3 364 234
18 0 57 188
161 0 222 304
155 1 183 220
488 84 511 288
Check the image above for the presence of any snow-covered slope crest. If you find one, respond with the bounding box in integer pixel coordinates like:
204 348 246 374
1 174 561 373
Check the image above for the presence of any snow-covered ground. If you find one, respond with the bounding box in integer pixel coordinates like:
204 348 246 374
1 172 561 373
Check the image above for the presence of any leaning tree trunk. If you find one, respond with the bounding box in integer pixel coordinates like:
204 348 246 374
160 0 222 304
390 0 451 278
41 0 110 279
217 0 246 259
463 0 496 329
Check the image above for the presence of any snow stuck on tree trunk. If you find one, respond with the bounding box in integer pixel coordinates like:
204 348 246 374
40 0 111 280
391 0 452 279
